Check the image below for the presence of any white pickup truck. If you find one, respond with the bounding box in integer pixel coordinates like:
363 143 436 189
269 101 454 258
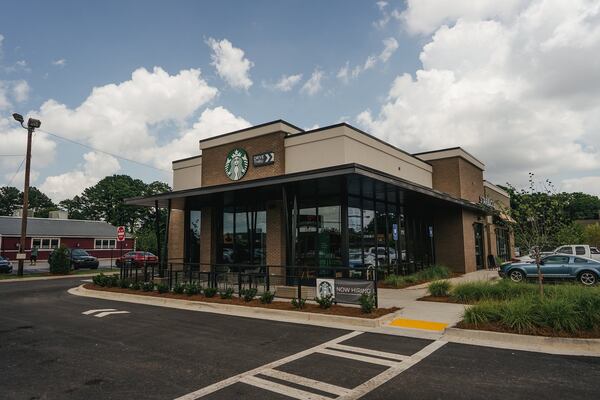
553 245 600 261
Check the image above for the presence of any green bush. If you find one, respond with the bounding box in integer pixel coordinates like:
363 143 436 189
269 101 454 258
260 291 275 304
49 246 71 275
203 286 217 298
141 281 154 292
130 281 141 290
291 297 306 309
93 273 107 286
451 280 536 303
156 282 169 294
384 265 451 288
463 300 502 326
220 288 234 299
359 293 376 314
118 278 131 289
184 282 200 296
428 280 451 297
172 282 185 294
314 294 334 309
241 288 258 302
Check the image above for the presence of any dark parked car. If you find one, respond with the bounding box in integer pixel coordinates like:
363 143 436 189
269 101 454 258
0 256 13 274
68 249 99 270
499 254 600 285
116 251 158 268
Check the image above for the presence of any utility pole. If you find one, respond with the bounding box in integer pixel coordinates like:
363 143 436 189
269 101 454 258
12 113 41 276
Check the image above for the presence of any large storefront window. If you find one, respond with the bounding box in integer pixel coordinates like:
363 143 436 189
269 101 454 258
220 204 266 266
186 210 201 263
496 227 509 261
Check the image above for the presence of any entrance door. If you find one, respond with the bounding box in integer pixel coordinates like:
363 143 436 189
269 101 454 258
474 223 484 270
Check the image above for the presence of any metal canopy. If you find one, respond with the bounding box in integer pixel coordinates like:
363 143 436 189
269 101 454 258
125 163 486 212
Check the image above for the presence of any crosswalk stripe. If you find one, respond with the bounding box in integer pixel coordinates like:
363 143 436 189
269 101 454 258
82 309 116 315
317 348 401 367
94 311 130 318
240 376 332 400
328 344 409 361
260 368 350 396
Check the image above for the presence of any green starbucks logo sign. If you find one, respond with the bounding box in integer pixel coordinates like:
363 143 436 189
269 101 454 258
224 148 249 181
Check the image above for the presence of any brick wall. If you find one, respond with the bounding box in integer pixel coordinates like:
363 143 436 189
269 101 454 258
201 131 286 186
433 206 466 273
168 207 185 267
458 158 485 203
427 158 461 199
266 200 286 285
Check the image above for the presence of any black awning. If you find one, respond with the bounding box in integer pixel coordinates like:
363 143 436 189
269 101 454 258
125 163 485 212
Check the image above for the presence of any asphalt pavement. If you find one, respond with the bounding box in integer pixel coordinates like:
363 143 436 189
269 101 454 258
1 278 599 400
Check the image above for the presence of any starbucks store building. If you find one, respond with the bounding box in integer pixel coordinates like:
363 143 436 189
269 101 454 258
127 120 514 286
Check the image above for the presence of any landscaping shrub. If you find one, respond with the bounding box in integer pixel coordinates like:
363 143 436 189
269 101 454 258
141 281 154 292
260 291 275 304
220 287 234 299
49 246 71 275
130 281 141 290
498 297 537 334
172 282 185 294
384 265 451 288
184 282 200 296
105 274 118 288
428 280 451 297
291 297 306 309
156 282 169 294
463 300 502 326
314 294 334 309
118 278 131 289
359 293 376 314
451 280 536 303
93 273 108 286
203 286 217 298
241 288 258 302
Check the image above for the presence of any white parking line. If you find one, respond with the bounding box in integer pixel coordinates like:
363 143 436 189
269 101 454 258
175 332 446 400
82 309 116 315
174 331 363 400
240 375 331 400
259 368 351 397
317 348 401 367
337 340 447 400
327 343 409 361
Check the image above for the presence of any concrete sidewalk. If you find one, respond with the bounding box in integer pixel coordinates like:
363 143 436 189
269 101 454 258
379 270 499 330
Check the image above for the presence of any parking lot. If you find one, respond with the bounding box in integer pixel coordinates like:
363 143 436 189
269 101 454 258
1 278 599 399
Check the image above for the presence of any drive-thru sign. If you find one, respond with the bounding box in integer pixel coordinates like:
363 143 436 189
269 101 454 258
117 226 126 242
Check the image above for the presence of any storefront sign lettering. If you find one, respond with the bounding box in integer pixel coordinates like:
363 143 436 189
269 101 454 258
479 195 495 208
253 151 275 167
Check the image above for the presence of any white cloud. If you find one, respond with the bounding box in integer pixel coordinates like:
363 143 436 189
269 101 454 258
358 0 600 191
39 152 121 202
52 59 66 67
0 81 10 109
145 106 251 170
561 176 600 197
337 37 398 83
206 37 254 90
272 74 303 92
301 69 324 95
12 80 29 102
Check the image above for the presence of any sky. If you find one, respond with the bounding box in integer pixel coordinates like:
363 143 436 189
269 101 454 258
0 0 599 202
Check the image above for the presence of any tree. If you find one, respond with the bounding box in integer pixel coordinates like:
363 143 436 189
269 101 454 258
59 196 86 220
584 224 600 248
555 222 585 246
506 173 569 297
0 186 21 216
23 187 56 217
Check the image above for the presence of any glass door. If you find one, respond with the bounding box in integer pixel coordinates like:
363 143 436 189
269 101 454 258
474 223 484 269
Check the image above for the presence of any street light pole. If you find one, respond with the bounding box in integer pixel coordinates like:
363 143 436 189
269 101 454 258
12 113 41 277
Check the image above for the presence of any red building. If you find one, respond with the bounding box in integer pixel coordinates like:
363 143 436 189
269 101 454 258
0 216 135 261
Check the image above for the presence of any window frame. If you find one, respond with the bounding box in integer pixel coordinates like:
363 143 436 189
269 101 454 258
94 238 117 249
31 237 60 250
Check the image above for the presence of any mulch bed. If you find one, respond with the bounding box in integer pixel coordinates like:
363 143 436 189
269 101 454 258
418 295 463 304
456 321 600 339
84 284 399 319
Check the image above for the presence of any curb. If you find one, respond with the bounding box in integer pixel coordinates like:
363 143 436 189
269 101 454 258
444 327 600 356
69 285 400 330
0 272 117 284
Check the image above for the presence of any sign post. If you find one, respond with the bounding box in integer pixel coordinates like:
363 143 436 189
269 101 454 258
117 226 125 275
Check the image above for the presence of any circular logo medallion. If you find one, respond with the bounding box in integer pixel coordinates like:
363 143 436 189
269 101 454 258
224 148 249 181
318 281 333 298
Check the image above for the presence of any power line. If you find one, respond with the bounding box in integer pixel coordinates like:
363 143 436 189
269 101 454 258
37 129 171 173
7 157 25 187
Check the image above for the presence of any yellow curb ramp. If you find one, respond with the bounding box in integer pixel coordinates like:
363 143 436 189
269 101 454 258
389 318 448 332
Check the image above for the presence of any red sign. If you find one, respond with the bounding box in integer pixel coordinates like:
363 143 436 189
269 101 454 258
117 226 126 242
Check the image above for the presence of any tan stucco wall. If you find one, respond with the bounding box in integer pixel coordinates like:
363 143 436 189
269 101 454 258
200 121 301 150
484 182 510 209
173 156 202 191
285 125 433 188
